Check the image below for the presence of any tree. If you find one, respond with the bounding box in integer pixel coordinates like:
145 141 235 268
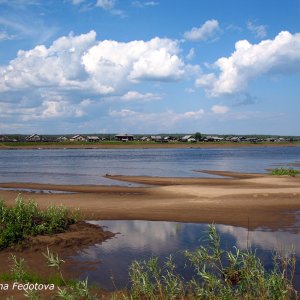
194 132 202 141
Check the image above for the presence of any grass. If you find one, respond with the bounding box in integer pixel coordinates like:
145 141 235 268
0 195 80 249
270 168 300 177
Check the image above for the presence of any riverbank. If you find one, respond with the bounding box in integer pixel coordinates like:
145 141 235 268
1 141 300 150
1 171 300 230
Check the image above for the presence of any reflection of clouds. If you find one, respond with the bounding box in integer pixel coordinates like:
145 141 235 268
88 220 179 254
217 225 299 255
71 221 300 290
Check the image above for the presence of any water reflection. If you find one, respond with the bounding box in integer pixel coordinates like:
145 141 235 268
70 220 300 291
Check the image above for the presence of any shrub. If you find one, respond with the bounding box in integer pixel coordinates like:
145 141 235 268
270 168 300 177
0 195 78 249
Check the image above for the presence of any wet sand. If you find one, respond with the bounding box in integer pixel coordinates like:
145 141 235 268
1 171 300 229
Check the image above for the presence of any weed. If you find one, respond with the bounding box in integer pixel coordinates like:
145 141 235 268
270 168 300 177
0 196 78 249
125 225 298 299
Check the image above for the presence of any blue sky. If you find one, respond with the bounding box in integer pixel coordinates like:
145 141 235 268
0 0 300 135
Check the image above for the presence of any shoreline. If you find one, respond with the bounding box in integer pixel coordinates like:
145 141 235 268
1 142 300 150
1 171 300 230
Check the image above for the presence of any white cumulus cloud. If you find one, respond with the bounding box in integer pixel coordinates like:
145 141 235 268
196 31 300 97
82 37 185 91
0 32 186 95
0 30 97 92
184 19 220 42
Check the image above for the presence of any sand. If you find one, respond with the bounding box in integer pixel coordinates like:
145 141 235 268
1 171 300 229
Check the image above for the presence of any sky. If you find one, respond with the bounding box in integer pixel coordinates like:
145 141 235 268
0 0 300 135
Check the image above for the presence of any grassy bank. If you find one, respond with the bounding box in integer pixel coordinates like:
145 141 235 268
0 196 79 249
1 141 300 149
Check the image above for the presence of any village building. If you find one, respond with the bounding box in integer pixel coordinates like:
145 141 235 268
25 134 42 142
115 134 134 141
87 136 100 142
57 136 68 142
70 135 87 142
180 135 193 142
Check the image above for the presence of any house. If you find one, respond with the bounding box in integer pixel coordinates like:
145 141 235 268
230 137 240 142
57 136 68 142
87 136 100 142
204 136 224 142
140 136 150 142
187 137 196 143
180 135 193 142
25 134 41 142
115 134 134 141
150 135 162 142
70 135 87 142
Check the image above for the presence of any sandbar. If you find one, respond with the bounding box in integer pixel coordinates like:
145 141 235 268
1 171 300 230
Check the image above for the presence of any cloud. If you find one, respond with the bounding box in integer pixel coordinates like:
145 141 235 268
96 0 116 10
196 31 300 97
0 30 15 40
184 19 220 42
0 31 187 95
82 37 185 90
0 31 194 131
247 21 267 39
95 0 125 16
211 105 229 114
132 1 159 8
120 91 161 101
109 109 137 117
0 30 97 92
0 15 57 44
186 48 195 60
108 108 205 130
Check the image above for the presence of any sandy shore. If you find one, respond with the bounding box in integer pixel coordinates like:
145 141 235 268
1 171 300 230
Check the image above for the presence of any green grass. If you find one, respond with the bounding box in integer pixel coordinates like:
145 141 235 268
270 168 300 177
0 196 79 249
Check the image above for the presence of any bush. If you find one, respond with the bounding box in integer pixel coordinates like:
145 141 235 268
0 195 78 249
270 168 300 177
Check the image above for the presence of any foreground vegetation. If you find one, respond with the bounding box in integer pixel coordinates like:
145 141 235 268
0 196 79 249
1 217 298 299
126 225 298 300
270 168 300 177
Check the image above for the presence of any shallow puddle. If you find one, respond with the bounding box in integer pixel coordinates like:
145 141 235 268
70 220 300 291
